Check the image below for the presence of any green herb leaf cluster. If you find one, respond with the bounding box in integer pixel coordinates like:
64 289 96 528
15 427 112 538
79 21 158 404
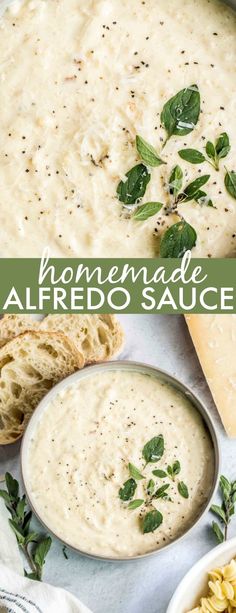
211 475 236 542
117 136 165 222
178 132 230 172
180 174 210 202
167 461 181 480
0 473 52 581
118 437 189 535
116 84 235 257
168 167 212 207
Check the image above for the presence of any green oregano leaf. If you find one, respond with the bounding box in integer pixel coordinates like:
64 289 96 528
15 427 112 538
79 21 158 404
220 475 231 501
215 132 230 159
142 435 164 464
5 472 19 500
205 141 215 160
8 519 25 545
211 504 226 523
136 135 166 167
225 170 236 200
168 165 183 198
178 481 189 499
133 202 163 221
33 537 52 569
143 510 163 533
152 470 167 478
172 461 181 476
160 220 197 258
128 499 144 510
117 164 151 205
0 490 11 503
16 496 27 521
178 149 205 164
212 521 224 544
25 532 39 545
147 479 155 495
154 484 170 499
181 175 210 202
119 478 137 501
161 84 200 139
128 463 144 480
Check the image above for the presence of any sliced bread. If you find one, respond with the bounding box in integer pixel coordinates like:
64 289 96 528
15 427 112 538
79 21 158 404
40 314 124 364
0 314 124 364
0 331 84 445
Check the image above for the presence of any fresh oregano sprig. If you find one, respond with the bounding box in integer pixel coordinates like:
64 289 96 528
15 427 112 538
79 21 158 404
211 475 236 543
119 436 189 534
0 473 52 581
116 84 234 257
159 170 213 257
178 132 231 172
167 461 181 480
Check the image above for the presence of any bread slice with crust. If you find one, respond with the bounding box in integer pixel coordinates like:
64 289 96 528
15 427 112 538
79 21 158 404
0 331 84 445
40 314 124 364
0 314 124 364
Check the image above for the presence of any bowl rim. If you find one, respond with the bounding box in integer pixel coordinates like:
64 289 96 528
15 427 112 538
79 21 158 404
21 360 221 562
167 535 236 613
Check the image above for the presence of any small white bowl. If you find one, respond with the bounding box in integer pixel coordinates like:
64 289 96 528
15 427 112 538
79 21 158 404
167 536 236 613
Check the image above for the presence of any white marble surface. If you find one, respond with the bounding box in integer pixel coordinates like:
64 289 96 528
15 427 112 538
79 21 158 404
1 314 236 613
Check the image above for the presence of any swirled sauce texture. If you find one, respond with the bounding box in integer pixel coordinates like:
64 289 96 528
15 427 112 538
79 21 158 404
0 0 236 257
28 370 214 557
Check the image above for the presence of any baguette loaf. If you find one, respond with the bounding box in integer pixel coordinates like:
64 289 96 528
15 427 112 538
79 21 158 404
0 331 84 445
185 314 236 437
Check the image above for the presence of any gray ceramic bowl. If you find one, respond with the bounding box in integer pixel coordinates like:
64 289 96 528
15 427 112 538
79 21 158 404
21 361 220 561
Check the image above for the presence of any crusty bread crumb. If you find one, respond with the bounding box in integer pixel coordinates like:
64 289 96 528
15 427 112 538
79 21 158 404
41 314 124 364
0 315 38 347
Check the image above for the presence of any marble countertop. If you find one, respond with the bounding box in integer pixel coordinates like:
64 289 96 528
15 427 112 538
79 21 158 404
0 314 235 613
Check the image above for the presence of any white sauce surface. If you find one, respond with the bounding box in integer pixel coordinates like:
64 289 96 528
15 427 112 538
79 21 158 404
28 369 215 557
0 0 236 257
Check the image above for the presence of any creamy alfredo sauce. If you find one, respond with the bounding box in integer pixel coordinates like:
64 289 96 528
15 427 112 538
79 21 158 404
0 0 236 257
27 369 214 557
